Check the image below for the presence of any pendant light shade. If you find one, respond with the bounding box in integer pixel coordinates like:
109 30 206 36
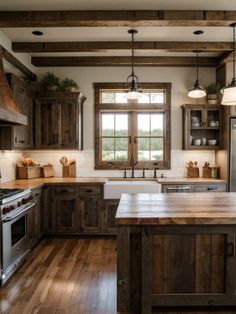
221 23 236 105
188 51 206 99
126 29 141 100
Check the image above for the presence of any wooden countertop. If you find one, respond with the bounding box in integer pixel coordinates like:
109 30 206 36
115 193 236 225
157 177 227 184
0 177 227 191
0 177 108 190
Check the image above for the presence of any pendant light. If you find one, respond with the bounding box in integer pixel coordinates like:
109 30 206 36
221 23 236 105
188 50 206 98
126 29 141 100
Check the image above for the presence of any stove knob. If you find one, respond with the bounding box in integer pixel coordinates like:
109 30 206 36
22 198 27 204
9 205 15 211
17 201 22 207
3 207 10 214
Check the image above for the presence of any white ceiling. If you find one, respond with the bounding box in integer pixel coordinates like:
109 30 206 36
0 0 236 10
1 1 235 60
2 27 233 42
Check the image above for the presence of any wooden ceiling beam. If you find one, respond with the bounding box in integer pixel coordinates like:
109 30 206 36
12 41 233 53
31 56 217 67
0 10 236 27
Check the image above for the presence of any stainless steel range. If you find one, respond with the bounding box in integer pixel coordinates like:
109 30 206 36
0 188 34 285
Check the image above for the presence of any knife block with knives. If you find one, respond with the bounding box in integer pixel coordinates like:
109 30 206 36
60 156 76 177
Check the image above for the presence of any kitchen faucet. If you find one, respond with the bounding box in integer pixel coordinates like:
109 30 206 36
131 155 136 178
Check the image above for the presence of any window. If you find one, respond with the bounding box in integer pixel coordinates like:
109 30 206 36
94 83 171 170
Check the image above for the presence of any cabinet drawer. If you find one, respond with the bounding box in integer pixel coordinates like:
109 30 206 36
194 184 227 193
54 186 76 197
31 187 42 199
79 185 102 198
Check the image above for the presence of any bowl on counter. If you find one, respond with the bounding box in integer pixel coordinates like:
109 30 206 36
208 139 217 146
192 138 201 146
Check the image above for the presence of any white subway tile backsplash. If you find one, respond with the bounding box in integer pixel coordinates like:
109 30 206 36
24 149 215 179
0 149 215 183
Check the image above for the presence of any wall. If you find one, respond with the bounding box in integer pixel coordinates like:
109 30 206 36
25 66 216 178
0 31 37 182
0 31 217 181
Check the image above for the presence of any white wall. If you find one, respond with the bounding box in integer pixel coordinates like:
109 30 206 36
0 31 217 181
0 31 37 182
26 66 216 178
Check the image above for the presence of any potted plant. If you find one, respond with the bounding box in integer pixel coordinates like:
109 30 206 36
39 72 60 91
205 82 222 104
60 78 79 92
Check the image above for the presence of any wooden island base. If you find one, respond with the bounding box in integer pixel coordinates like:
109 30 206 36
116 193 236 314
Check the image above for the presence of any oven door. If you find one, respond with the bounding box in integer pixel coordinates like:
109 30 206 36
2 203 34 270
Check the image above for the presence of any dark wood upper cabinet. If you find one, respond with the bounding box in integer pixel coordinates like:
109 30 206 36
0 73 35 149
182 104 223 150
35 92 85 149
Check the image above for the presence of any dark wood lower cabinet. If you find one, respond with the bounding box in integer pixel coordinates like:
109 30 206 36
117 225 236 314
42 184 118 235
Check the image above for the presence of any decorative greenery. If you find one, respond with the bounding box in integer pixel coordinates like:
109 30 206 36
39 72 60 90
60 78 79 90
205 82 222 95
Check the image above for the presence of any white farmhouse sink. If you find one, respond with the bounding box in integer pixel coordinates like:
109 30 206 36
104 180 161 199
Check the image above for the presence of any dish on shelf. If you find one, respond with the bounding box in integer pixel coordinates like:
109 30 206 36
192 138 201 145
192 123 201 127
208 139 217 145
209 120 219 127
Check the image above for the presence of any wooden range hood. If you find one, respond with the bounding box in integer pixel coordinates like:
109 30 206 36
0 57 27 126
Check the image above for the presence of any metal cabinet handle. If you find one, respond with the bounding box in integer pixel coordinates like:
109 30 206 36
166 187 191 191
207 187 217 191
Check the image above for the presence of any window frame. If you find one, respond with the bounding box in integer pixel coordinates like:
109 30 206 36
94 82 171 170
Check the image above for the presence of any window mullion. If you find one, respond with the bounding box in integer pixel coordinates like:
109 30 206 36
132 111 138 164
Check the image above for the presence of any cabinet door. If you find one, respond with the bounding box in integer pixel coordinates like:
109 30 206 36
42 186 54 234
79 198 102 233
103 200 118 234
61 100 77 148
11 79 34 148
36 92 84 149
143 226 236 309
55 197 78 233
37 102 61 147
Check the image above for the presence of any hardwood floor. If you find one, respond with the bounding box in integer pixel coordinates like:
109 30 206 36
0 238 116 314
0 238 235 314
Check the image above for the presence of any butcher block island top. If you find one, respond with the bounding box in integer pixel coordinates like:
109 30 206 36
115 192 236 225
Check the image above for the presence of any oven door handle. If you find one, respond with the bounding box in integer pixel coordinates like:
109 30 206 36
2 202 35 223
